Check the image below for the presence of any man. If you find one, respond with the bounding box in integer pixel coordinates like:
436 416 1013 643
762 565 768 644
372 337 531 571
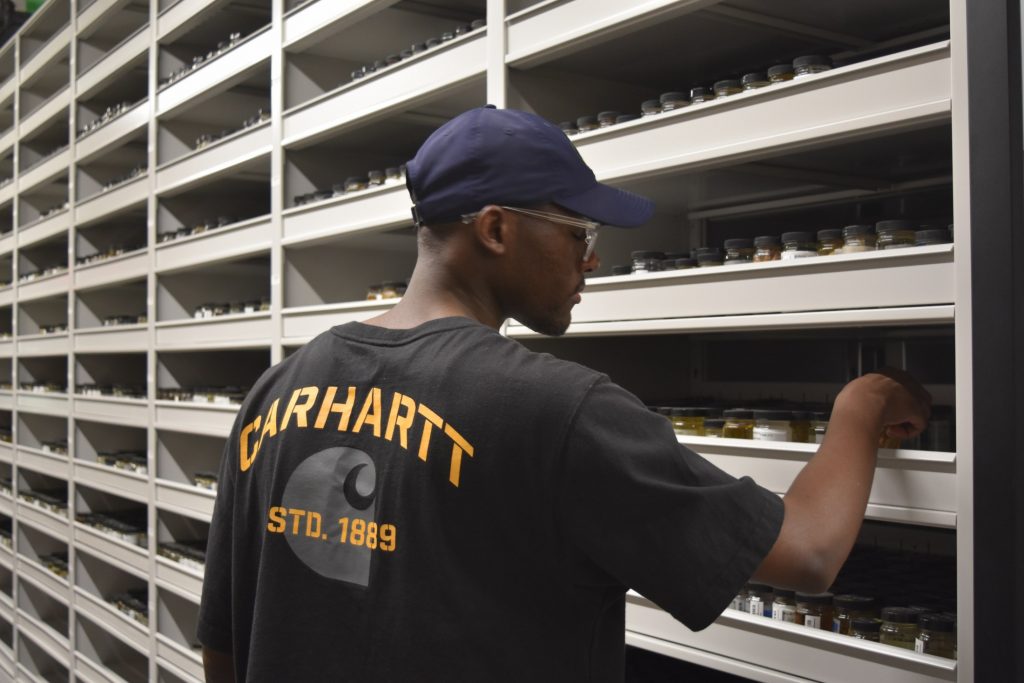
199 106 930 682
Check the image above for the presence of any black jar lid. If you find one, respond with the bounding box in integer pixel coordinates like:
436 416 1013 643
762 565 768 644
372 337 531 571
399 49 413 59
411 42 428 53
454 23 472 35
576 115 598 127
915 228 951 245
796 591 834 604
723 238 753 249
659 91 688 103
671 407 708 417
558 121 578 133
850 617 881 632
425 37 441 47
696 248 723 262
791 410 814 420
610 265 632 275
705 418 726 428
876 219 916 232
817 228 843 240
385 53 401 64
753 409 792 421
641 99 662 110
754 235 781 246
385 166 402 176
597 110 622 122
794 54 831 68
773 589 796 599
471 19 486 29
842 223 875 237
919 613 956 632
723 408 753 419
713 79 742 90
834 594 877 609
741 72 768 85
372 59 386 69
441 31 455 41
781 231 814 243
690 86 713 98
663 251 689 260
767 63 794 77
368 169 385 182
881 607 921 623
631 250 665 260
615 114 639 124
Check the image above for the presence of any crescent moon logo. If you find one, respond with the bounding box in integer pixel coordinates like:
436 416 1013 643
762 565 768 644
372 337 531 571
343 463 376 510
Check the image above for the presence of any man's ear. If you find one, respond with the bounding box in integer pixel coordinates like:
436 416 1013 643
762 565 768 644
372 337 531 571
472 205 509 256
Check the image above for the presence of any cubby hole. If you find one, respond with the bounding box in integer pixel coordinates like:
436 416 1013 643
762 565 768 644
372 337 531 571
17 0 70 67
0 146 12 189
77 52 149 138
18 579 69 641
156 348 268 404
580 125 952 277
156 509 207 573
16 467 67 515
284 82 483 209
0 360 10 393
18 47 70 122
284 229 415 307
157 253 270 322
157 429 225 491
17 629 69 683
156 154 271 243
0 465 10 500
17 231 67 281
157 0 272 89
17 355 68 394
283 0 485 110
17 293 67 336
17 174 69 228
75 279 148 329
0 253 10 288
0 409 10 441
0 93 12 137
507 0 949 130
17 411 67 455
76 547 148 625
0 44 12 91
16 523 67 581
158 665 192 683
158 587 202 658
0 612 10 649
74 352 147 399
523 325 955 452
76 611 149 679
75 484 147 549
18 108 69 174
76 0 150 76
157 60 270 166
75 127 147 201
76 419 147 475
74 202 147 267
0 561 11 602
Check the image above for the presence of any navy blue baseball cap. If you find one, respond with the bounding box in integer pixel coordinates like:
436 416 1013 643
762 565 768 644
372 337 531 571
405 105 654 227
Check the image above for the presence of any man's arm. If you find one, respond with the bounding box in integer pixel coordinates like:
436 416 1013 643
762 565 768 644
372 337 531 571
751 369 931 592
203 645 236 683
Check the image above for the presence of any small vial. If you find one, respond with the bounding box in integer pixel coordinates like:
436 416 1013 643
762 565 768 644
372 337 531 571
817 228 844 255
631 251 665 274
796 592 834 630
790 411 814 443
741 72 770 90
753 235 781 262
840 224 877 253
880 607 920 650
723 238 753 265
915 228 952 246
850 617 881 642
597 111 621 128
576 115 599 133
753 410 793 442
640 99 662 117
876 219 917 249
671 408 706 436
559 121 578 136
610 265 632 276
915 613 956 659
793 54 833 77
833 594 877 635
722 409 754 439
659 92 690 111
615 114 639 124
730 585 750 612
690 86 715 104
703 418 725 438
696 247 723 267
781 231 818 259
712 79 743 97
747 583 774 618
767 63 794 82
772 589 797 623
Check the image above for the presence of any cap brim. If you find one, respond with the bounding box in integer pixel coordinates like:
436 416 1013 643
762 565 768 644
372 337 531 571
554 182 655 228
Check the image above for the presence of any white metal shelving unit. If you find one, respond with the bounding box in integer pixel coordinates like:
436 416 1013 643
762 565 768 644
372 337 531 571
0 0 1001 680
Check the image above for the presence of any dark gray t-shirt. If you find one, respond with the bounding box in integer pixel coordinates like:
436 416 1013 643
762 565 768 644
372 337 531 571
198 317 783 682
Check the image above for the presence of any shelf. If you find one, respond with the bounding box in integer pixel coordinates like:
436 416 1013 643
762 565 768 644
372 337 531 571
154 481 214 521
73 325 148 354
157 0 217 41
154 401 238 438
282 0 378 50
154 314 272 350
14 392 68 416
15 271 70 303
16 449 69 481
15 335 69 358
155 634 203 682
16 611 69 667
14 504 68 540
282 32 487 148
19 26 72 86
76 102 149 165
18 89 71 144
0 393 12 411
73 462 148 504
74 250 149 291
156 28 273 117
0 182 12 207
155 216 272 273
73 588 149 656
282 182 411 245
156 122 272 195
76 175 150 226
73 524 149 576
17 558 68 606
78 0 136 36
0 128 14 157
16 211 70 250
73 395 149 427
76 30 149 98
0 443 10 463
154 558 202 603
626 594 956 683
282 300 396 344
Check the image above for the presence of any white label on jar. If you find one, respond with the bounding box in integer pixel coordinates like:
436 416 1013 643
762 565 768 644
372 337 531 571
753 424 792 442
915 637 925 653
780 250 817 259
772 604 796 622
804 615 821 629
748 599 764 617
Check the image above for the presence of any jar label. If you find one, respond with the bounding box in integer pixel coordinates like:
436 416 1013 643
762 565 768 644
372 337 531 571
772 605 795 622
748 600 764 617
780 250 817 260
914 638 925 653
753 426 791 442
804 615 821 629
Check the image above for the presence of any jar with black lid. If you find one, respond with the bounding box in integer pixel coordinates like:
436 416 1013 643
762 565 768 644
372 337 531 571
597 111 621 128
850 617 881 641
781 231 817 259
576 115 599 132
915 613 956 659
753 235 781 262
713 79 742 97
411 42 427 53
704 418 725 438
559 121 578 136
817 228 843 255
631 251 665 273
833 594 877 635
796 592 834 630
454 23 472 35
385 167 403 182
344 176 368 192
790 411 814 443
741 72 770 90
841 224 877 253
671 408 707 436
793 54 832 77
722 409 754 439
696 247 723 267
659 92 690 111
767 63 794 82
747 583 774 617
641 99 662 116
441 31 455 41
915 228 952 246
880 607 920 649
690 86 715 103
753 410 793 442
470 19 486 29
724 238 753 265
876 219 916 249
772 589 797 623
368 170 385 186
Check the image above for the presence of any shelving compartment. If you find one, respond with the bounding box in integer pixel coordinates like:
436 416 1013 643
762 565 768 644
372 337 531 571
0 201 12 241
156 58 270 171
77 0 150 83
75 127 148 208
73 485 148 582
155 587 203 679
17 231 68 298
0 94 13 161
18 44 70 135
17 355 68 405
0 252 10 290
75 611 149 682
155 430 224 519
74 419 148 493
155 509 208 600
282 227 415 342
74 203 148 289
74 548 149 652
156 0 273 116
17 293 67 338
17 411 69 471
17 566 70 651
17 104 69 200
74 279 148 352
15 467 68 536
17 0 71 70
16 622 69 682
74 352 147 402
16 172 69 243
0 410 11 459
16 522 69 598
155 348 267 436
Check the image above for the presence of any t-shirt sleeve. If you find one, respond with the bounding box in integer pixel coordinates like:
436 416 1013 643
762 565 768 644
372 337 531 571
558 379 784 631
197 427 239 653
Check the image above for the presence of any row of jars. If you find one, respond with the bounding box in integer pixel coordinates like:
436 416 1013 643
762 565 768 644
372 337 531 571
619 222 953 275
560 55 835 135
728 587 956 659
